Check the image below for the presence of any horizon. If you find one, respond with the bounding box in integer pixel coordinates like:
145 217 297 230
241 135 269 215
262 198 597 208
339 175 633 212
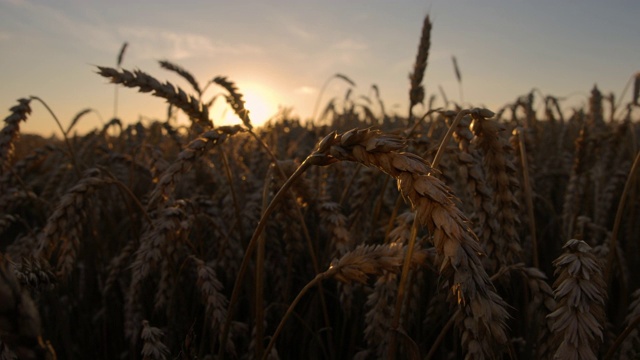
2 0 639 136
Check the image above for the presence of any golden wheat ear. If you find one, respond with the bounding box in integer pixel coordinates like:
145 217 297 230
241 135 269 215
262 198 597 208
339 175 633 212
311 128 510 359
97 66 212 129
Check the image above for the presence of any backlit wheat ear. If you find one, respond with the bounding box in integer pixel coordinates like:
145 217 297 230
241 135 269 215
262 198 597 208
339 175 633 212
548 239 607 360
312 128 510 359
470 112 523 270
0 98 31 177
97 66 211 128
409 15 431 122
451 113 500 270
159 60 202 96
146 125 244 209
213 76 253 130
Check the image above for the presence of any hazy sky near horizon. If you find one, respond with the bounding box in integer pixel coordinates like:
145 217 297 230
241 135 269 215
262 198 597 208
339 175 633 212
1 0 639 136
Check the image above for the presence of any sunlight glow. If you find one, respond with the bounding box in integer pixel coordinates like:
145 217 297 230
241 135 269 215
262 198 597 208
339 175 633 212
220 84 278 127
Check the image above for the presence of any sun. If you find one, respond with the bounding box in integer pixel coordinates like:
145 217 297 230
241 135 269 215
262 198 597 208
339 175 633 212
219 84 278 128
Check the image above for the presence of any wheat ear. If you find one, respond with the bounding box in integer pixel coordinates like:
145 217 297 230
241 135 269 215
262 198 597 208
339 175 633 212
159 59 202 96
548 239 607 360
408 15 431 123
0 99 31 177
471 112 523 270
146 125 244 209
140 320 169 360
213 76 253 130
96 66 211 128
310 128 510 359
0 257 53 360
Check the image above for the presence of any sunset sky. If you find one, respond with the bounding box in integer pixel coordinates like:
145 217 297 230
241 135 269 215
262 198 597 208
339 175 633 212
1 0 639 136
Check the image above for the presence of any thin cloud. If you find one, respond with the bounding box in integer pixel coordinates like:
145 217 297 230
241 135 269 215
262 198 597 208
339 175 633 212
334 38 368 51
0 0 27 5
0 32 10 41
3 0 121 52
285 22 314 40
117 25 263 60
294 86 316 95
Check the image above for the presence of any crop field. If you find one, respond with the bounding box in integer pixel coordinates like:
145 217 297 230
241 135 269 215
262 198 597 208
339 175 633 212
1 15 640 360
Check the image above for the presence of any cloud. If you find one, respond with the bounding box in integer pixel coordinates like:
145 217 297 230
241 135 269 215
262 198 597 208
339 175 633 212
285 22 314 40
333 38 368 51
117 25 263 60
0 32 10 41
0 0 27 5
3 0 121 51
3 1 262 61
294 86 316 95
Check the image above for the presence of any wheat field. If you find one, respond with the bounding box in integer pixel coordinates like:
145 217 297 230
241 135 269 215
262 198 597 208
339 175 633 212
1 15 640 360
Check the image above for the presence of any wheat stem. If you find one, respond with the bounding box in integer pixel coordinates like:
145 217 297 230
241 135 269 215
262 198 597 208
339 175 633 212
605 151 640 284
516 127 538 267
219 158 314 358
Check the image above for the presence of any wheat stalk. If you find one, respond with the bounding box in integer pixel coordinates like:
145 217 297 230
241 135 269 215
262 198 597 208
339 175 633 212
263 243 425 359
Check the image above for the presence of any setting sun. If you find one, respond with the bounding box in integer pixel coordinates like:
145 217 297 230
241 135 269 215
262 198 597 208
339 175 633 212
219 84 278 127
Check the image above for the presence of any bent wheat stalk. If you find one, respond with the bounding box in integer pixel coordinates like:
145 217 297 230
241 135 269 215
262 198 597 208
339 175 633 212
262 244 425 359
319 128 510 357
313 128 509 359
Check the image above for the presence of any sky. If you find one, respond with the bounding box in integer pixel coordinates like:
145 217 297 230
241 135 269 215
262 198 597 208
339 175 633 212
1 0 639 136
